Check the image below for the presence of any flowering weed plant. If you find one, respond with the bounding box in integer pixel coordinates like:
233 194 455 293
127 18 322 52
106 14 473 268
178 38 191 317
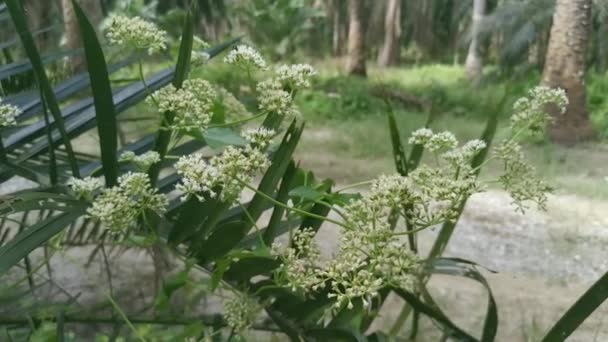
0 2 599 341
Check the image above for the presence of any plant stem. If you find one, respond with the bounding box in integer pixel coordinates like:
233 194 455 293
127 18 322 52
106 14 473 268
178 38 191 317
210 112 268 128
106 293 146 342
237 178 349 229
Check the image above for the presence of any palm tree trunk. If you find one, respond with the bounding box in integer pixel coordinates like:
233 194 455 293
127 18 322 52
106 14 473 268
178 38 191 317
62 0 103 72
346 0 367 76
541 0 594 144
23 0 55 52
377 0 402 67
330 0 344 56
464 0 486 82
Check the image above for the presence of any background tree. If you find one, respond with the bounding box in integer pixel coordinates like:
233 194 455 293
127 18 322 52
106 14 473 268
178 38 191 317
62 0 103 71
465 0 487 82
327 0 346 56
23 0 57 52
346 0 367 76
377 0 402 66
542 0 595 144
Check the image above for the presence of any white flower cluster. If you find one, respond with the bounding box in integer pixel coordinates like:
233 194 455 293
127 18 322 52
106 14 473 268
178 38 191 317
256 79 298 117
224 45 267 70
511 86 568 133
275 64 317 89
409 128 458 152
272 174 423 312
224 293 260 334
87 172 168 234
242 127 275 148
441 139 486 165
191 52 211 67
217 87 250 119
175 129 273 203
191 37 211 67
0 99 21 127
148 78 216 131
119 150 161 171
105 15 167 55
494 140 551 211
408 166 479 227
67 176 104 200
271 228 322 293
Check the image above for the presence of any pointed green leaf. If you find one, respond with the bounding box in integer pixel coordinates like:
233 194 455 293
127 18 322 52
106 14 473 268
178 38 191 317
542 270 608 342
0 208 85 276
386 109 408 176
5 0 80 177
72 0 119 186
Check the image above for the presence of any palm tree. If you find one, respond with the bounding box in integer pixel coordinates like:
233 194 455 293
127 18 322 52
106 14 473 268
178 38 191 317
346 0 367 76
465 0 487 82
542 0 594 144
378 0 402 66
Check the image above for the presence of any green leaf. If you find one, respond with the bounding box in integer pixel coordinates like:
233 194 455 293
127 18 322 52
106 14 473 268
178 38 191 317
289 185 324 201
263 161 297 245
195 220 249 262
201 127 248 150
431 258 498 342
168 196 215 245
541 270 608 342
392 288 478 342
154 259 194 311
0 208 85 276
386 109 408 176
221 249 279 282
71 0 119 186
305 328 366 342
5 0 80 177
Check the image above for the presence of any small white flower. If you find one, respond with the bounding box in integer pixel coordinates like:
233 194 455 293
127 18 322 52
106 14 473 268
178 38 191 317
408 128 434 145
441 139 486 165
148 78 216 132
275 64 317 89
0 100 21 127
67 176 104 199
191 51 210 67
224 293 260 334
224 45 267 70
426 131 458 152
494 140 551 211
511 86 568 133
176 144 270 203
217 87 250 119
256 79 297 116
119 151 161 170
242 127 275 148
87 172 167 234
105 15 167 55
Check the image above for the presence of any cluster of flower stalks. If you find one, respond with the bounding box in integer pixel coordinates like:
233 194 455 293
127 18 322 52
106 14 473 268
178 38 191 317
45 14 568 337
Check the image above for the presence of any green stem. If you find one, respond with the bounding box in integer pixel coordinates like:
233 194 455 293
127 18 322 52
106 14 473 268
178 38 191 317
210 112 268 128
334 180 374 193
0 135 8 163
106 293 146 342
237 178 349 229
